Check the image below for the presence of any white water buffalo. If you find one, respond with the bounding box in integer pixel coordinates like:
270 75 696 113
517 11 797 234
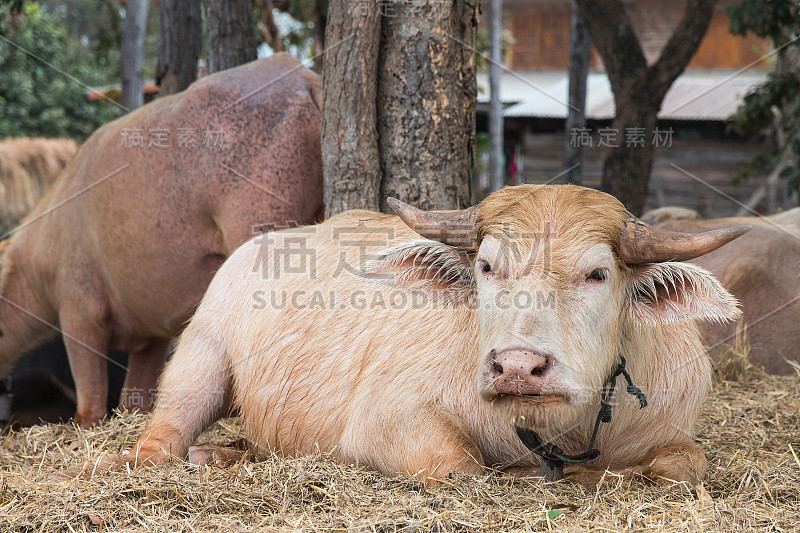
660 207 800 374
0 53 323 427
72 185 747 484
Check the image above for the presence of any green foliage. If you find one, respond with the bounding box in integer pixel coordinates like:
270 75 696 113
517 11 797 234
476 28 514 69
728 0 798 44
0 1 120 140
253 0 326 62
727 0 800 194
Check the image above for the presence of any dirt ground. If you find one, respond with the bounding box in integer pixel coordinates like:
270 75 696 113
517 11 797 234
0 365 798 532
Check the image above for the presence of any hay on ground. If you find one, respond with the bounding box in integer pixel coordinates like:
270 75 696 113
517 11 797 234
0 367 798 532
0 137 77 224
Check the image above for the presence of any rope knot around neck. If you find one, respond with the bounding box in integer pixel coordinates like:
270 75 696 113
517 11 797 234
515 354 648 481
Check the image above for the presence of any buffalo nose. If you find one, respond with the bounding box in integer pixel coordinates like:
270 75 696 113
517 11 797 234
487 348 550 395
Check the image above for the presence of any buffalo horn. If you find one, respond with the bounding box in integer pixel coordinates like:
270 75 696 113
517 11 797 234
387 198 478 249
620 218 751 264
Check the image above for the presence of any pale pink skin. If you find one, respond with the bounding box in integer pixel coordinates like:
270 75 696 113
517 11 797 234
78 185 740 484
0 53 323 427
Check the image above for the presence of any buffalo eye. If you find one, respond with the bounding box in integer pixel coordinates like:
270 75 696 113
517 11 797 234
586 268 607 282
479 260 493 274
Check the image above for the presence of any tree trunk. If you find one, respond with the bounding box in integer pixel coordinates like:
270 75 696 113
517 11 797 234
323 0 477 216
563 0 590 185
120 0 149 112
378 0 477 212
156 0 202 96
601 95 659 213
204 0 257 74
321 0 382 216
312 0 326 73
576 0 716 215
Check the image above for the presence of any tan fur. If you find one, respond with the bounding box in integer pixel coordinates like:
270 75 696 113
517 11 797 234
0 137 78 220
0 54 323 426
640 206 700 226
76 185 741 484
661 209 800 374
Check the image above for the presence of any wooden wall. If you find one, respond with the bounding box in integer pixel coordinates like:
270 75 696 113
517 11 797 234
517 130 783 218
502 0 768 71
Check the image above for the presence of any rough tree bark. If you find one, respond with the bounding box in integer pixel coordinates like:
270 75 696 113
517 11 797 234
204 0 257 74
321 1 382 215
378 1 477 212
156 0 202 96
563 0 591 185
120 0 149 112
576 0 716 215
323 0 477 216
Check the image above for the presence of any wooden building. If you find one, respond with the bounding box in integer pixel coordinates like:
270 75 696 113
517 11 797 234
478 0 794 217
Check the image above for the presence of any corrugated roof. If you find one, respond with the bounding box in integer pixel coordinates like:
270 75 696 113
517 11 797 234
476 69 767 121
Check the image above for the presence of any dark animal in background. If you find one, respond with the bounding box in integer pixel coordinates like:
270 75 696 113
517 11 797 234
0 53 323 427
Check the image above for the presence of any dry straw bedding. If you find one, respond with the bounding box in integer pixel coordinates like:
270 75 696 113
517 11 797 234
0 369 797 532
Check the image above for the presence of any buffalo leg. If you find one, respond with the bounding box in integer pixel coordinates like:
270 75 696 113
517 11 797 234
62 324 110 428
120 339 169 412
346 406 486 481
188 445 246 466
57 318 232 480
564 443 707 486
636 443 707 484
115 319 232 467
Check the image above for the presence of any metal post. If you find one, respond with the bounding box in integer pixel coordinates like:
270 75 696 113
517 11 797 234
489 0 504 192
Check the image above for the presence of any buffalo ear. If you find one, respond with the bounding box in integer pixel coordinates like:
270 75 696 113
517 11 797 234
362 240 475 304
628 262 741 324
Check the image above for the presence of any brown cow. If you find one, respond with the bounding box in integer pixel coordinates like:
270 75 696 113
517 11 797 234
0 53 323 427
67 185 746 484
660 208 800 374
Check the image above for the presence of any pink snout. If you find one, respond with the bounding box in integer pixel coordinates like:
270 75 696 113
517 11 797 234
486 348 551 396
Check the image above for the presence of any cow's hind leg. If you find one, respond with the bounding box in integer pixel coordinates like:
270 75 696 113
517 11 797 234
61 317 110 428
188 443 247 467
123 319 233 467
120 339 170 413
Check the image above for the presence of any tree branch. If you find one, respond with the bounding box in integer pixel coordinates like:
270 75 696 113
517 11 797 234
649 0 717 102
575 0 646 96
